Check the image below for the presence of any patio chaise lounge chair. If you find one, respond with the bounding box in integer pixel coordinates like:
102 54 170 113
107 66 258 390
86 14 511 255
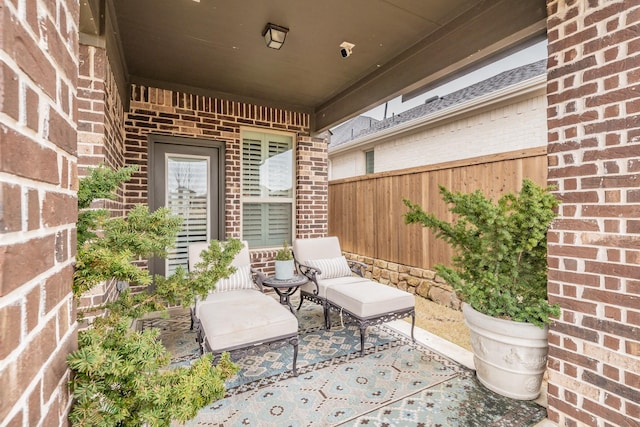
292 236 415 355
188 241 299 375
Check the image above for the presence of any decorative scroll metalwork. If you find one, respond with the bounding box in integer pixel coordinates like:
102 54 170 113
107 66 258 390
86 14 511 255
347 259 367 277
326 302 415 355
204 334 299 376
294 251 415 357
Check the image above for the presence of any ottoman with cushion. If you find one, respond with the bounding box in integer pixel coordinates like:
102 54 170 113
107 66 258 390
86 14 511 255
189 241 299 375
293 236 415 355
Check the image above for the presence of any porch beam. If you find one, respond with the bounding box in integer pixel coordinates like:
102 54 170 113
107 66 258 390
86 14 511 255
312 0 547 133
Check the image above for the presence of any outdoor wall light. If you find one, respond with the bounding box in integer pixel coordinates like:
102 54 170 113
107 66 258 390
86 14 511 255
262 23 289 50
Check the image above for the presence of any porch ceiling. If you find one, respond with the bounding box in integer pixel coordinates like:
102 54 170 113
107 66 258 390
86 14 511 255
87 0 547 133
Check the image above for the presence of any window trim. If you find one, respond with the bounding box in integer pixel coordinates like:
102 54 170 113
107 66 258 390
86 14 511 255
365 149 375 174
240 127 296 249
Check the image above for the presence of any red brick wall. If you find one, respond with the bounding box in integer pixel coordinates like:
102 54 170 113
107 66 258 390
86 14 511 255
76 43 127 310
78 44 125 175
546 1 640 426
0 0 78 425
124 86 328 268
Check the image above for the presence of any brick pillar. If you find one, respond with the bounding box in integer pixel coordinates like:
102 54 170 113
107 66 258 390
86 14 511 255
296 135 329 239
76 42 127 311
78 44 125 174
546 1 640 426
0 0 78 425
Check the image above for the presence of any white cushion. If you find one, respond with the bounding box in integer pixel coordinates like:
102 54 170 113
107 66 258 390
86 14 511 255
300 276 370 298
196 289 298 352
306 256 352 279
213 264 255 293
326 282 414 319
293 236 342 261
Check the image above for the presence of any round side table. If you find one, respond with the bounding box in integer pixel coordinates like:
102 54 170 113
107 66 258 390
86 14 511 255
262 274 308 313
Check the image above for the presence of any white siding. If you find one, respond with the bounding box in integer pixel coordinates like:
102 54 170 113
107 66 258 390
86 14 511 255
330 92 546 179
330 151 366 180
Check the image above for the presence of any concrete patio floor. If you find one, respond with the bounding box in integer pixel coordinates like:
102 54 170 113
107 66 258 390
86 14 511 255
387 318 553 427
151 295 554 426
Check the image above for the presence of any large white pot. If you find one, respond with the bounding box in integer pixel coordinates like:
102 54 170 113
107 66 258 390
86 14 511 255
463 303 549 400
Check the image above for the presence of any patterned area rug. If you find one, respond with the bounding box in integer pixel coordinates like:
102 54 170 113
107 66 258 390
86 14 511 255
141 302 399 390
141 300 547 427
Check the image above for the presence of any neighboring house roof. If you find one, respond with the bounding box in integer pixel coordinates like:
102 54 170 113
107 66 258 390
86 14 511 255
330 115 380 146
329 59 547 149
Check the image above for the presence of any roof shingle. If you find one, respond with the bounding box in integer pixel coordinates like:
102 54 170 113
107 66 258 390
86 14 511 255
330 59 547 147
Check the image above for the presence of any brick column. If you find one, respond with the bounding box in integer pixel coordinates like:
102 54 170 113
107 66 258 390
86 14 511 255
296 135 329 239
0 0 78 424
76 42 127 311
78 44 125 175
546 1 640 426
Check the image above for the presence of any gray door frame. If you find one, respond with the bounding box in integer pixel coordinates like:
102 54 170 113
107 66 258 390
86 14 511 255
147 134 226 276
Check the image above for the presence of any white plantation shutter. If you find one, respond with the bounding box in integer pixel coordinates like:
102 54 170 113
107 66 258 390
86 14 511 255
242 203 264 245
267 203 291 243
241 131 294 248
166 156 209 275
242 137 262 197
264 139 292 196
242 202 292 247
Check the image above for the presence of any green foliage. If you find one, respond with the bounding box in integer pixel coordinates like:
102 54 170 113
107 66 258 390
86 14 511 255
68 316 238 427
75 206 182 296
77 165 137 246
403 179 561 327
103 205 182 259
74 165 183 296
77 165 136 209
274 241 293 261
155 239 243 307
74 246 151 296
69 165 242 426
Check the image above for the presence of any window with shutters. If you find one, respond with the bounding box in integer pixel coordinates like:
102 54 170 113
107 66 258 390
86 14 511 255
241 130 295 248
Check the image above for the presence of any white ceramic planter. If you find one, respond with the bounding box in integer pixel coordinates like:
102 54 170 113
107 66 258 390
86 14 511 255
274 259 294 280
463 303 549 400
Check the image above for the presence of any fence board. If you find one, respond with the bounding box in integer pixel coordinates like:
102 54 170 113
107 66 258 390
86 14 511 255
328 147 548 270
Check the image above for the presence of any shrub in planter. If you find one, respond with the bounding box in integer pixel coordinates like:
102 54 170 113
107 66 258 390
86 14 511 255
403 178 560 327
403 179 561 399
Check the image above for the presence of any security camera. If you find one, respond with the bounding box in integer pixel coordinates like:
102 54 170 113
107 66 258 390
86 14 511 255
339 42 355 58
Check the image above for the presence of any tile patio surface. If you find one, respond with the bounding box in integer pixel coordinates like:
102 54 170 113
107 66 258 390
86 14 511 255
142 297 552 427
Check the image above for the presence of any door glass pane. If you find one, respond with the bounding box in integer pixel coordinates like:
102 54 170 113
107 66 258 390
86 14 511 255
165 155 209 275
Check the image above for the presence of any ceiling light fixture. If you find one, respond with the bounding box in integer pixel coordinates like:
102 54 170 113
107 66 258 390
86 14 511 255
262 23 289 50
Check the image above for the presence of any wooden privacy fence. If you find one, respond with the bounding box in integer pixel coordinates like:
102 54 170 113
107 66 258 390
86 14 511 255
328 147 548 270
